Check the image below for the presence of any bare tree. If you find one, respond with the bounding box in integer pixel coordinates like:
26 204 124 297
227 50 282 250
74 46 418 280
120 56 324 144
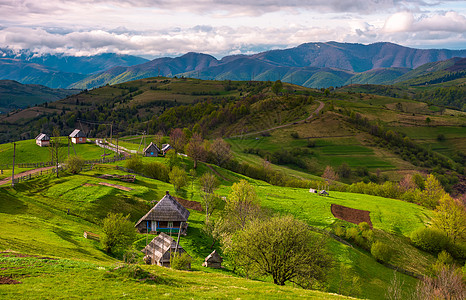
322 165 339 183
199 173 220 222
415 266 465 300
385 271 405 300
49 127 65 178
185 132 206 169
169 128 187 153
209 138 232 167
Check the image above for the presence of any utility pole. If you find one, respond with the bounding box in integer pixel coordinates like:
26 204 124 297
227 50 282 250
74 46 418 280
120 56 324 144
11 142 16 187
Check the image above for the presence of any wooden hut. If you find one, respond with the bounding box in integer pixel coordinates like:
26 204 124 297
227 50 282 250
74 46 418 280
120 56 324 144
35 133 50 147
143 142 160 157
69 129 86 144
202 250 223 268
142 232 190 268
161 144 174 155
135 191 190 234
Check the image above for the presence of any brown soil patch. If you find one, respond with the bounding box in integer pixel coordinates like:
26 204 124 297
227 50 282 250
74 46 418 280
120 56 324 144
98 182 133 191
174 197 203 212
83 183 99 187
331 204 373 228
0 276 21 284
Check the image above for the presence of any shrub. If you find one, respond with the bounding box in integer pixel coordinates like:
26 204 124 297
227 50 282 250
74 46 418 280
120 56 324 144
170 252 192 270
358 222 371 232
144 161 169 182
65 156 85 174
371 241 392 263
346 227 359 240
411 227 450 254
125 156 144 173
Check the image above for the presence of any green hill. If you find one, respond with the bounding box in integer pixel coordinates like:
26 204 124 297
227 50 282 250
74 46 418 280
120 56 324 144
0 155 437 299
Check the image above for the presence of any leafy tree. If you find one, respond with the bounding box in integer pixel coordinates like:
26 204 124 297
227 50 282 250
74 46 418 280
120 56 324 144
101 213 137 254
169 166 188 192
271 80 283 95
65 156 85 174
185 132 206 169
371 241 392 263
420 174 446 208
144 161 169 182
224 180 261 231
432 194 466 243
337 163 351 178
226 215 333 288
166 150 180 169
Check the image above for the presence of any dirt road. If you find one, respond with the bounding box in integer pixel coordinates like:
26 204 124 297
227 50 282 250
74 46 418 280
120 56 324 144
229 100 324 138
0 166 55 186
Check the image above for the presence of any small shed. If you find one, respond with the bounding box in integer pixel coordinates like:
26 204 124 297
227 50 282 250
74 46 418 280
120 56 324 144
309 188 317 193
161 144 174 155
142 232 190 268
135 191 190 234
69 129 86 144
143 142 160 157
319 190 329 196
202 250 223 268
35 133 50 147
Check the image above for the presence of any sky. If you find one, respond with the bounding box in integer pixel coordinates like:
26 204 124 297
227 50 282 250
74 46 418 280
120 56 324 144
1 0 466 59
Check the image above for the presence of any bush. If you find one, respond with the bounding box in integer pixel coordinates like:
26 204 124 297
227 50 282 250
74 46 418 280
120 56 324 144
170 252 192 270
65 156 85 174
371 241 392 263
411 227 450 254
125 156 144 173
144 161 169 182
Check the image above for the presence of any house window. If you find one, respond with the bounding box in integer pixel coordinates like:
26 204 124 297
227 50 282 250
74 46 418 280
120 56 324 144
168 221 173 228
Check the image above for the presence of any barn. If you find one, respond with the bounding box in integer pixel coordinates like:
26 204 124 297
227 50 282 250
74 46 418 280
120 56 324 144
135 191 190 234
142 232 190 268
35 133 50 147
69 129 86 144
143 142 160 157
161 144 174 155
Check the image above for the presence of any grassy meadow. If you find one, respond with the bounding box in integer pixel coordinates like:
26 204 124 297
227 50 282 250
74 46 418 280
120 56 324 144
0 154 438 299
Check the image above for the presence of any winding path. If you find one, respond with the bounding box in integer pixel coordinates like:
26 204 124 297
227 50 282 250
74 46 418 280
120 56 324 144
0 166 55 186
229 100 324 138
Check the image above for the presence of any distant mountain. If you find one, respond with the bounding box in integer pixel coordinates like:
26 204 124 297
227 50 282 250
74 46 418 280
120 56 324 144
0 58 87 89
0 80 79 113
0 48 148 88
0 48 148 74
72 42 466 89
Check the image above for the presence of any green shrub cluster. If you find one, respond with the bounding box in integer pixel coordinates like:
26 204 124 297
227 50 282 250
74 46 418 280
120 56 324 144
333 222 374 251
410 227 449 255
170 252 192 270
370 241 392 263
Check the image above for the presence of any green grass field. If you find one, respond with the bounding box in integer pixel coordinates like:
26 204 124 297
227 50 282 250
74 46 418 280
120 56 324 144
0 157 436 299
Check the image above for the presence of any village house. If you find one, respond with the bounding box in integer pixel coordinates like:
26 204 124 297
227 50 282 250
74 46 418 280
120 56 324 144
202 250 223 268
69 129 86 144
135 191 189 234
161 144 174 155
142 232 190 268
143 142 160 157
35 133 50 147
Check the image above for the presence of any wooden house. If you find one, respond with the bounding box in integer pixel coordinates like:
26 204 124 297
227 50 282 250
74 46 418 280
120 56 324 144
161 144 174 155
135 191 190 234
202 250 223 268
35 133 50 147
69 129 86 144
142 232 190 268
309 188 317 193
143 142 160 157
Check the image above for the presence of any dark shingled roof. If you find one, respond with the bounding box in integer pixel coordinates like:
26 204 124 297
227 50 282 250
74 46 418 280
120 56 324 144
135 192 190 227
143 142 160 153
205 250 223 263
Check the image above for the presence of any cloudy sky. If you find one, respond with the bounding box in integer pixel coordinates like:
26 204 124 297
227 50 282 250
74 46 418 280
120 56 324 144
1 0 466 58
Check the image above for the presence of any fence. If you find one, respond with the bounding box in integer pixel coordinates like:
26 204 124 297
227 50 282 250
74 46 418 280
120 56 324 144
0 161 53 170
6 155 131 185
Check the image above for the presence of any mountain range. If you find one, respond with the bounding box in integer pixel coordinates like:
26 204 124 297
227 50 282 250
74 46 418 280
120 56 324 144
1 42 466 89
